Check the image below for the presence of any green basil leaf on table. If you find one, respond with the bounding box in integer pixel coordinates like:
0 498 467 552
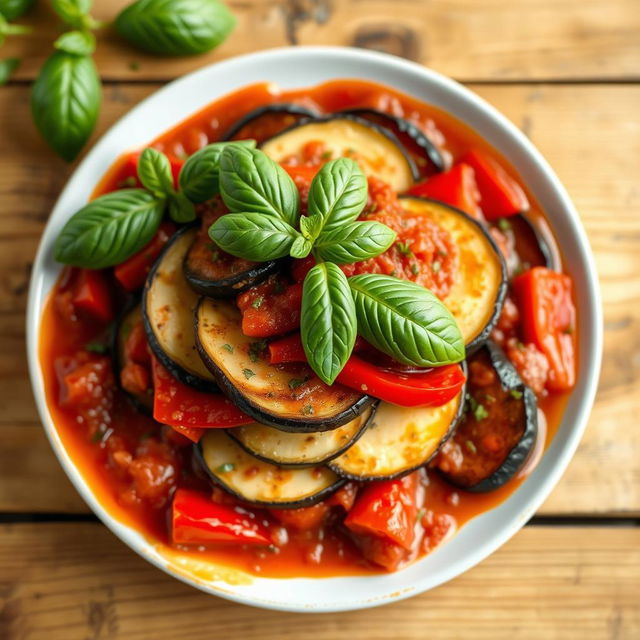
0 0 34 21
137 147 174 197
209 212 299 261
168 191 197 223
115 0 236 56
219 146 300 227
348 273 465 367
0 57 19 85
0 13 30 44
54 30 96 56
51 0 101 29
314 221 397 264
301 262 357 385
31 51 101 162
54 189 164 268
290 235 312 259
179 140 256 203
307 158 368 232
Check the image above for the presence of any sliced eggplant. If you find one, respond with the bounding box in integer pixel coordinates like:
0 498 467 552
113 301 152 414
184 217 280 298
195 298 374 431
435 341 538 492
143 225 218 392
400 196 507 352
228 405 376 468
222 103 320 144
339 108 445 175
260 115 419 191
329 391 465 481
197 429 343 508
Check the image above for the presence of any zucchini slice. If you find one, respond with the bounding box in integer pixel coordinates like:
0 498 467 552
195 298 374 432
260 115 418 191
113 301 152 414
435 341 538 492
339 108 445 175
197 429 343 508
400 196 507 352
143 226 218 392
228 405 376 467
329 391 464 481
222 103 320 143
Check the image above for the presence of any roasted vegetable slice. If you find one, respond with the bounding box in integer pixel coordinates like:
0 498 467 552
435 341 538 492
260 115 418 191
228 406 376 467
143 226 218 392
195 298 374 431
329 390 464 481
222 103 320 143
197 429 344 507
400 196 507 352
339 108 445 175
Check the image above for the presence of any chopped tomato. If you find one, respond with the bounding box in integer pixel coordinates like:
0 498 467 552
120 361 150 396
505 339 549 395
172 489 272 546
124 320 151 365
269 503 329 530
408 163 482 219
71 268 113 323
326 483 358 512
151 357 253 428
512 267 576 391
460 149 529 220
114 221 176 291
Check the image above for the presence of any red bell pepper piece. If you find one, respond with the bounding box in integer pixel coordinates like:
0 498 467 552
168 425 206 443
72 268 113 323
345 472 420 569
512 267 576 391
408 163 482 219
151 356 253 428
459 149 529 220
114 221 177 292
172 489 272 546
268 334 465 407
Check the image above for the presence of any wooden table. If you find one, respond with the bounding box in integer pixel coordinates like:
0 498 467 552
1 1 639 637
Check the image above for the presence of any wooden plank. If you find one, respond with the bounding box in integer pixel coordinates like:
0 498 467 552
2 0 640 82
0 83 638 515
0 524 638 639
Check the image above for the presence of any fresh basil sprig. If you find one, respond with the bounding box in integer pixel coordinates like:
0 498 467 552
115 0 236 56
0 12 30 45
0 0 34 21
54 30 96 56
52 0 103 30
54 190 164 268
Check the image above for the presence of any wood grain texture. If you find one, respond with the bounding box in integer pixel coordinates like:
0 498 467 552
1 524 638 639
0 82 638 515
2 0 639 82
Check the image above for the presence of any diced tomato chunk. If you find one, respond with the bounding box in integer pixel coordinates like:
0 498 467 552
120 362 150 396
72 269 113 323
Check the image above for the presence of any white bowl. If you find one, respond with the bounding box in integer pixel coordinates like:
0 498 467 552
26 46 602 612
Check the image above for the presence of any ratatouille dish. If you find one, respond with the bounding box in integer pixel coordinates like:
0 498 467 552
40 79 577 576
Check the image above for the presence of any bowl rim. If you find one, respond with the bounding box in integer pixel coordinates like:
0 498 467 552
26 45 602 613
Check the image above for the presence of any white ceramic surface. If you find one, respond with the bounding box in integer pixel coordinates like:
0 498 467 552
26 46 602 612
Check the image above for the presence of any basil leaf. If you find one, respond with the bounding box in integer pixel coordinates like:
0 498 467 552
220 146 300 227
54 30 96 56
315 221 396 264
0 0 35 21
179 140 256 203
168 191 196 223
290 235 312 259
349 274 465 366
31 51 101 162
209 212 299 261
115 0 236 56
0 57 19 85
0 13 30 43
137 147 174 197
54 189 164 268
307 158 367 232
51 0 101 29
301 263 356 385
299 215 323 242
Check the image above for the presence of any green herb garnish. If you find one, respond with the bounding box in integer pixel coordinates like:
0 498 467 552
85 341 108 354
242 368 256 379
497 218 512 231
301 404 314 416
216 462 235 473
222 343 234 353
288 376 309 390
248 340 267 363
251 296 264 309
510 389 523 399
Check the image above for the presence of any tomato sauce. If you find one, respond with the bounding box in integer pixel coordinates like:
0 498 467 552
40 79 576 578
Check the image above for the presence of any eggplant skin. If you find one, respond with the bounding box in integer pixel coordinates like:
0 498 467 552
338 107 445 173
221 103 320 142
143 225 220 394
509 213 561 273
439 341 539 493
398 196 508 354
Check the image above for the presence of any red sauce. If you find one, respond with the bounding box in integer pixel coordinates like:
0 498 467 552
40 79 575 578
